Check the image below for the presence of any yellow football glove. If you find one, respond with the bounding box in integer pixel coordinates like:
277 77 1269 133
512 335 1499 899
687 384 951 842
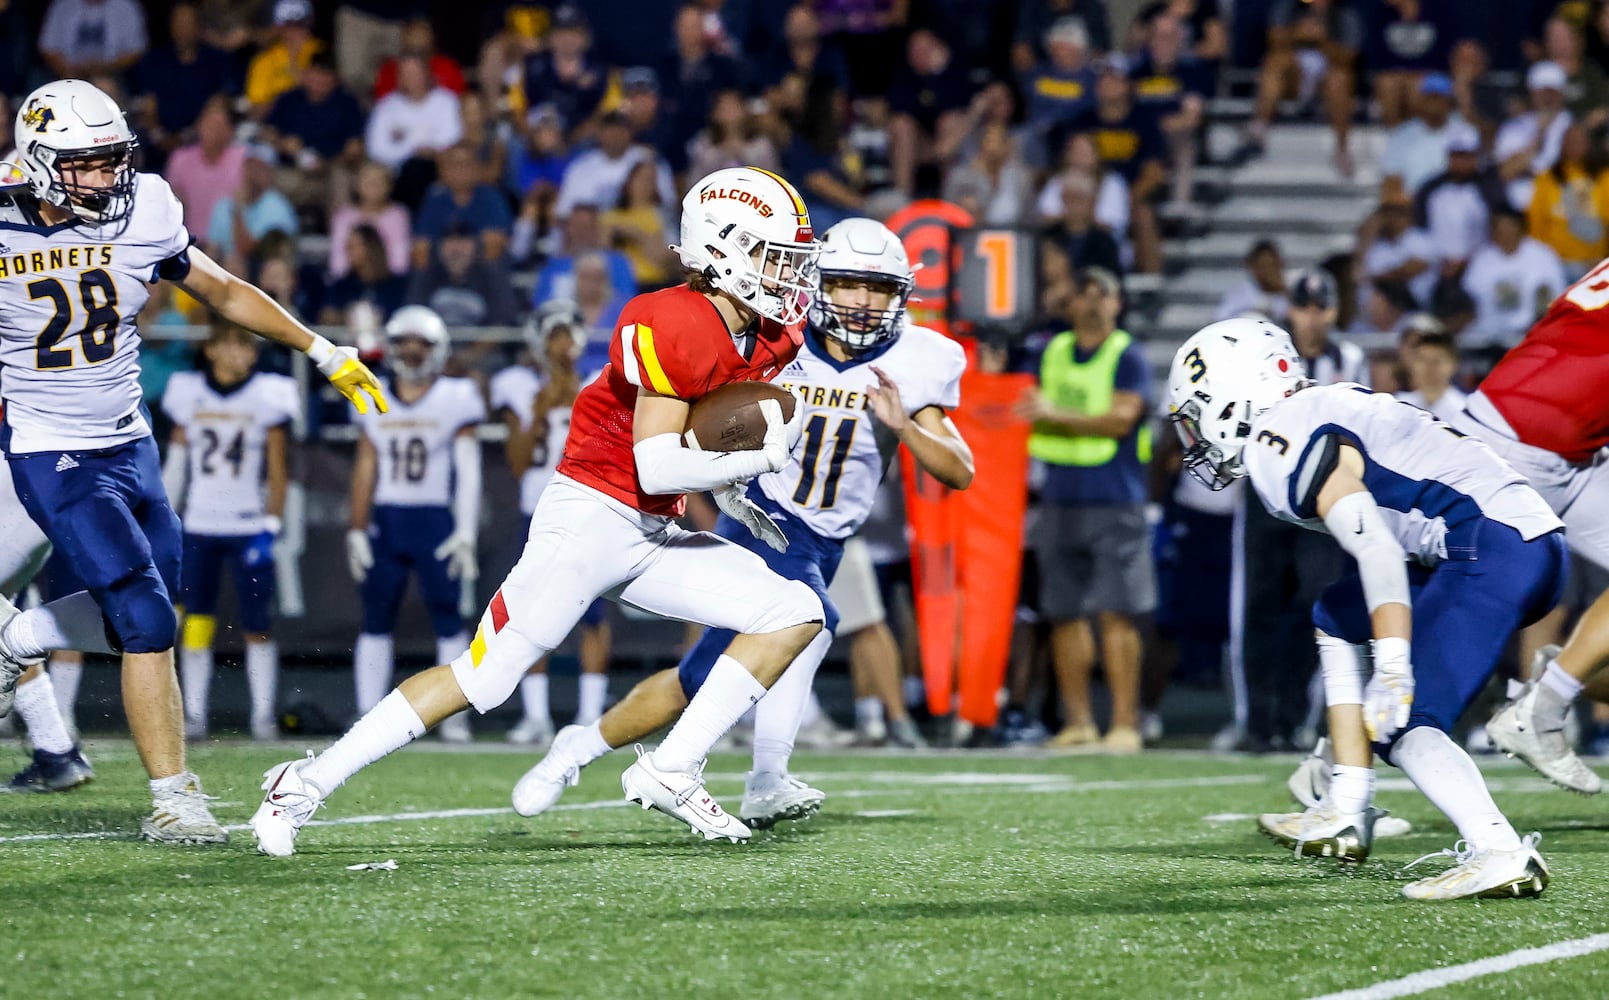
309 338 389 414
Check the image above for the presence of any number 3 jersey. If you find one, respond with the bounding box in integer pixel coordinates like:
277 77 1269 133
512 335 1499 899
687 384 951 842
488 364 600 516
1242 383 1561 565
760 323 966 541
360 376 486 508
161 370 299 536
0 173 191 454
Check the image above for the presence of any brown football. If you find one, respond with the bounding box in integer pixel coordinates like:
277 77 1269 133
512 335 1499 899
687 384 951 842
685 382 797 452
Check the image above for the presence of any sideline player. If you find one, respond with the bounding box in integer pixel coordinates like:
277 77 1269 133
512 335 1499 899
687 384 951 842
491 299 612 745
510 217 973 828
162 320 299 741
251 166 826 855
1171 319 1561 900
0 80 386 842
347 306 484 743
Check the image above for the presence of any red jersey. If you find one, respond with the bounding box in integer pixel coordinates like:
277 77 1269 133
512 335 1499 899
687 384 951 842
557 285 804 516
1481 258 1609 463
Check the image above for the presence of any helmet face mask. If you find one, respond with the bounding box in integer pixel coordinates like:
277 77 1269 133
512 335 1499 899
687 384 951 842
15 82 140 230
808 218 915 351
1171 395 1247 490
383 305 449 383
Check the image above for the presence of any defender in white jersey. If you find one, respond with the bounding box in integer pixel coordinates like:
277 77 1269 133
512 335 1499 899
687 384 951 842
1170 318 1564 900
512 218 974 826
347 306 484 741
490 300 612 746
161 322 299 741
0 80 385 842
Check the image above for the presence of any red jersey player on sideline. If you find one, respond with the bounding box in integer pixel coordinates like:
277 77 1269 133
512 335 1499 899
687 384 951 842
251 167 828 855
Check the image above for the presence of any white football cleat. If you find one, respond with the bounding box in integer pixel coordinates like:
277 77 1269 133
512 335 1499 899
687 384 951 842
1402 833 1549 900
512 724 587 817
0 594 26 719
1287 737 1333 808
506 715 554 747
740 771 826 829
1487 679 1603 795
620 747 749 843
1258 802 1386 863
251 754 324 857
141 772 229 845
437 711 472 744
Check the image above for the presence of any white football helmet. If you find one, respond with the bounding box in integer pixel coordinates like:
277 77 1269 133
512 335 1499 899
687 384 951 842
525 298 587 361
673 166 820 326
384 305 450 382
13 80 138 227
810 218 914 351
1168 317 1308 489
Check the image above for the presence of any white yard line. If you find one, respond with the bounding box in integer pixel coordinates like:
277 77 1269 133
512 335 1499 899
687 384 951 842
0 772 1268 844
1304 933 1609 1000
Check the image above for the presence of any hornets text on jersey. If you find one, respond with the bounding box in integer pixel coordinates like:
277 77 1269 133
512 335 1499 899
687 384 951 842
1242 383 1561 562
0 173 190 453
489 364 600 516
763 322 966 539
361 376 487 507
161 371 299 536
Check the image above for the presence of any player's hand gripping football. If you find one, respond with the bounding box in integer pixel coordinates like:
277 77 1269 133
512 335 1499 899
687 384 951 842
317 345 389 415
1363 645 1414 742
757 396 803 474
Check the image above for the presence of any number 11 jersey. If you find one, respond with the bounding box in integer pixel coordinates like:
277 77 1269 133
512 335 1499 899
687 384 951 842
361 375 486 508
161 370 300 536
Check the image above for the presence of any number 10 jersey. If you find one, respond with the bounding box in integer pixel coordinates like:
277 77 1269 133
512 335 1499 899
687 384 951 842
162 370 300 536
360 375 487 508
0 173 191 454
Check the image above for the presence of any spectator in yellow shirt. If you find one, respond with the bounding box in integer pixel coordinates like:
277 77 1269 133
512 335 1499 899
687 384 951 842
1526 122 1609 279
246 0 323 114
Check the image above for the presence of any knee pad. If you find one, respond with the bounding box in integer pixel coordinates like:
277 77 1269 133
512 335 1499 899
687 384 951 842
103 570 179 654
744 579 824 635
182 614 217 651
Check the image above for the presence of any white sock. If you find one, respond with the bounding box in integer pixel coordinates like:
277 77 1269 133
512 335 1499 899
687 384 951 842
753 630 832 775
855 696 885 729
353 633 394 714
902 675 924 709
576 672 608 725
1535 660 1583 730
151 771 200 795
1393 726 1523 851
14 672 73 754
1328 764 1374 815
245 640 278 726
4 592 115 659
49 656 82 722
303 689 427 794
520 673 550 723
571 720 613 763
654 654 766 773
436 632 469 665
179 647 213 731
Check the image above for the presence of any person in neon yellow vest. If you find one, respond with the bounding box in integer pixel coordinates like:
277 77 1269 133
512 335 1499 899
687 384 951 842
1017 267 1154 753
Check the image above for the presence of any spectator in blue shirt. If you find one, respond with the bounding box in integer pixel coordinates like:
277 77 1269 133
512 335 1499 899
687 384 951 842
1021 16 1098 167
1128 13 1209 204
263 51 367 216
414 141 514 267
1061 61 1168 272
781 80 864 231
758 5 852 98
207 143 298 269
1015 267 1153 753
520 4 610 139
320 223 410 325
888 28 976 196
661 5 744 160
533 205 636 311
136 2 240 161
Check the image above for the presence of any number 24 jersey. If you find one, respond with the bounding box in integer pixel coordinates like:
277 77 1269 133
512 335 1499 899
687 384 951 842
162 370 300 537
360 376 486 507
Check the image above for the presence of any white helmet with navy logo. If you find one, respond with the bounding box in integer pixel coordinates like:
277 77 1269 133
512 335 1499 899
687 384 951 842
525 297 587 360
1168 317 1308 489
14 79 139 226
673 166 821 326
810 217 914 351
384 305 450 382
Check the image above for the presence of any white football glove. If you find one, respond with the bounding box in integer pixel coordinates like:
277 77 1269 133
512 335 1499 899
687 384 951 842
713 481 789 553
346 529 374 583
1363 638 1414 742
757 397 799 474
434 530 478 581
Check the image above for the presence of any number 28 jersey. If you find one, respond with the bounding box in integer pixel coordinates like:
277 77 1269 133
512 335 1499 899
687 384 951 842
760 323 966 540
361 375 486 507
0 173 191 454
161 370 299 536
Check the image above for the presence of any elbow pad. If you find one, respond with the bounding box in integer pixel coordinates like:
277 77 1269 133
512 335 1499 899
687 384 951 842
633 433 772 496
1322 491 1410 612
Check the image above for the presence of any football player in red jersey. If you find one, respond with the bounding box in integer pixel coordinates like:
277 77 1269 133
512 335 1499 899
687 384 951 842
1455 259 1609 795
250 167 827 855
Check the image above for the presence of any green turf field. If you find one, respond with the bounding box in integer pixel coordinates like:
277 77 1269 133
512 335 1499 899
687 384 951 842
3 741 1608 999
